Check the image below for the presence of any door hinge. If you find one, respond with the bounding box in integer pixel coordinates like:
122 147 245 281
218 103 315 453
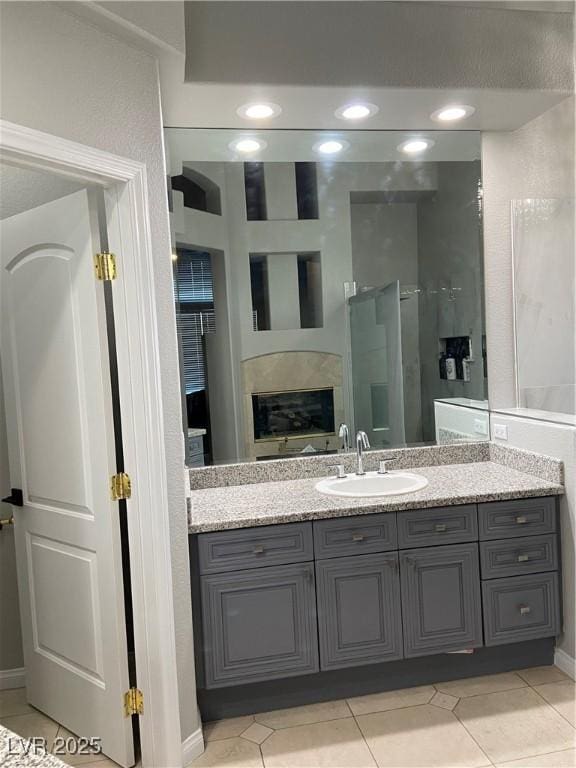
111 472 132 501
124 687 143 717
94 251 117 281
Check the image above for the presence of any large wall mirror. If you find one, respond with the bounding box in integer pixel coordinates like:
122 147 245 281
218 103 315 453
165 129 488 466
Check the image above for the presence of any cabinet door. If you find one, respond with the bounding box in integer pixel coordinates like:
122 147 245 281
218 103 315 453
316 553 403 670
201 563 319 688
400 544 483 658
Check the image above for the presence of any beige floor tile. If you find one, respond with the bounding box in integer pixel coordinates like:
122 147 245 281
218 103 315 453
73 760 122 768
357 704 489 768
241 722 273 745
260 717 376 768
204 716 255 742
455 686 576 764
517 666 571 687
189 737 263 767
0 687 35 718
52 726 110 765
347 685 435 716
534 681 576 726
436 672 528 698
255 700 351 729
0 711 60 750
496 748 576 767
430 691 459 711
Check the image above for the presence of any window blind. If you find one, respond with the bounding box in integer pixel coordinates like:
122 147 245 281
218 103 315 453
174 250 215 394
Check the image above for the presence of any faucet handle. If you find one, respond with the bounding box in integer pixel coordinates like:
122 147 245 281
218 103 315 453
378 457 399 475
328 464 346 479
338 423 350 452
356 430 370 449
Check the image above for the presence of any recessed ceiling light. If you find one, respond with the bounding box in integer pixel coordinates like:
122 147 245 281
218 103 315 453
336 102 379 121
237 102 282 120
431 104 475 122
314 139 349 156
229 138 267 154
398 139 435 155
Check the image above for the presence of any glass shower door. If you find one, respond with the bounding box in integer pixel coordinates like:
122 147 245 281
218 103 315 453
349 281 406 448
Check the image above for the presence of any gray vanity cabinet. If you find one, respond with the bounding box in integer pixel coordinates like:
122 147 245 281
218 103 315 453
400 543 483 658
315 552 403 670
201 562 319 688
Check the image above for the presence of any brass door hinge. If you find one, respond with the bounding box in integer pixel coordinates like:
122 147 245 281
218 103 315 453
111 472 131 501
124 687 143 717
94 252 117 281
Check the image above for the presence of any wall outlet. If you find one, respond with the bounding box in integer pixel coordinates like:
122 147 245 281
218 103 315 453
474 418 488 436
493 423 508 441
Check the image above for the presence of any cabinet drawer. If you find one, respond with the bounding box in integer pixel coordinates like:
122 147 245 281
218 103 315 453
397 505 477 549
482 572 560 646
313 513 397 559
479 497 556 540
480 534 558 579
201 563 319 687
198 522 313 574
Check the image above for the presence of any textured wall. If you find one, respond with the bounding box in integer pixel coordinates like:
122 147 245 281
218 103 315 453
0 1 197 741
185 2 574 90
482 96 575 409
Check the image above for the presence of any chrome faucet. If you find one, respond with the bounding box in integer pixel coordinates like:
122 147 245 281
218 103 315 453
338 423 350 453
355 430 370 475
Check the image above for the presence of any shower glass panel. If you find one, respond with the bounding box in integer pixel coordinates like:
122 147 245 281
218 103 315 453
349 281 406 448
513 198 575 419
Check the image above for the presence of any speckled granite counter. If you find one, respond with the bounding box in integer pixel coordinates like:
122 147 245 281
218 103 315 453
0 725 66 768
189 460 563 533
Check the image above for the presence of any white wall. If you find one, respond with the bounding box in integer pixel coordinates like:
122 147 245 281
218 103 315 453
482 95 576 671
0 1 197 743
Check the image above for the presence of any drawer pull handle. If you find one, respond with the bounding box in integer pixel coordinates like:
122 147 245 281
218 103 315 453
517 554 530 563
434 523 447 533
519 605 532 616
516 515 528 524
352 534 365 542
253 545 265 555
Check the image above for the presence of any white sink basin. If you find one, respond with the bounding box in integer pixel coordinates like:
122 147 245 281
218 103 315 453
315 471 429 498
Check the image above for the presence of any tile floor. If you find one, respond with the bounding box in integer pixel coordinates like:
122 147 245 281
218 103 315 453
194 667 576 768
0 666 574 768
0 688 118 767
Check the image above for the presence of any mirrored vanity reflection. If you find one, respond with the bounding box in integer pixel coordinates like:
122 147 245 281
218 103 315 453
165 129 489 465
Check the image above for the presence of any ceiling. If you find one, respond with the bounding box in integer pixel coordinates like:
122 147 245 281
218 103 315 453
64 1 574 132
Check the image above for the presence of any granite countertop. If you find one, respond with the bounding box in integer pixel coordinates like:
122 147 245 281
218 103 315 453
0 725 66 768
188 460 563 533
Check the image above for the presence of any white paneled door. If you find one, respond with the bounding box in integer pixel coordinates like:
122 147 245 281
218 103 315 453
0 190 135 766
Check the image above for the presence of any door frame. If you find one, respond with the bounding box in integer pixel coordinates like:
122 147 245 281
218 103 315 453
0 119 190 767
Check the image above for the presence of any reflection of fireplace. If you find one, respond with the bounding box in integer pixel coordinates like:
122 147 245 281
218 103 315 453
252 388 335 441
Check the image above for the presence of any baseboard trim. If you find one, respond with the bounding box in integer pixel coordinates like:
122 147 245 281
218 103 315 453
554 647 576 680
0 667 25 690
182 727 204 766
